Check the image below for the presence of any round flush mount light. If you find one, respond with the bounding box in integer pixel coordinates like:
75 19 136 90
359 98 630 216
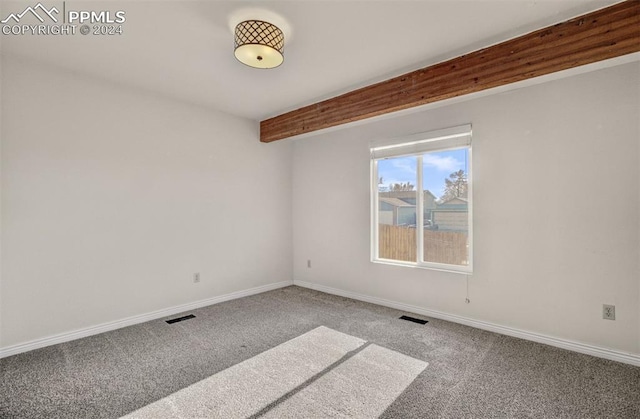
234 20 284 69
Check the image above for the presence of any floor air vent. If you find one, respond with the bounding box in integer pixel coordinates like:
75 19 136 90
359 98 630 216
400 315 428 325
166 314 196 324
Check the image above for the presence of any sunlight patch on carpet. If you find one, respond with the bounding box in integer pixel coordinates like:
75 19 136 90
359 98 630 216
121 326 427 418
262 344 427 418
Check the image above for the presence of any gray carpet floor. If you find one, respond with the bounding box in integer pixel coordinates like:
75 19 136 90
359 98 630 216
1 285 639 418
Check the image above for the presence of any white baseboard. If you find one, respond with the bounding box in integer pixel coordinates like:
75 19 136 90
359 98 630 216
0 280 293 359
294 280 640 367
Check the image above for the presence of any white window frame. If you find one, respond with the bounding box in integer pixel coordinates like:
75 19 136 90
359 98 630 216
370 125 473 274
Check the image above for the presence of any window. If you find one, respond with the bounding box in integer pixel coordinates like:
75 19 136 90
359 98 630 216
371 125 472 273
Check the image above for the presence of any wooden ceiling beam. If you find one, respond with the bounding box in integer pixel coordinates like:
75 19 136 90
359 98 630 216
260 1 640 143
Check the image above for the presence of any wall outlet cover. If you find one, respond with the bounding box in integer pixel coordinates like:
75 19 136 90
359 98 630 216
603 304 615 320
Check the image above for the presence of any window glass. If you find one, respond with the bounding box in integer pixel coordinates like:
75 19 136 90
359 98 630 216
371 126 472 273
377 157 417 263
422 149 470 267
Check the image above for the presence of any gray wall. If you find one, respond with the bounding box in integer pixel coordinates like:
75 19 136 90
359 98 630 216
1 56 293 348
292 62 640 355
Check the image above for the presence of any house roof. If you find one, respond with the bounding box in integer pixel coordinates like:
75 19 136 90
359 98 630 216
379 190 436 199
435 197 469 211
379 197 414 208
440 197 468 205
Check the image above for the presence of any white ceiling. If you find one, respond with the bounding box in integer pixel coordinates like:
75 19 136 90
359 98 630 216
0 0 621 120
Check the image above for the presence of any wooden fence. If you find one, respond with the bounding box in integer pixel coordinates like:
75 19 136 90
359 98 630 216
378 224 468 265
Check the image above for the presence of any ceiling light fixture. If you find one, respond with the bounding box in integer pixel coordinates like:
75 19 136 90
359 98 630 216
234 20 284 69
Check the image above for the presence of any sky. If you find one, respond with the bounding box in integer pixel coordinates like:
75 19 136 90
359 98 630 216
377 148 468 199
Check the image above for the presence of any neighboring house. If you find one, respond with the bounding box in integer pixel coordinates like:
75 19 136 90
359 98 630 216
432 197 468 231
379 197 415 225
378 190 438 226
423 191 437 224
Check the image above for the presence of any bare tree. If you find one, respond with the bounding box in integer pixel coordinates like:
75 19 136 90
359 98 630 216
440 170 467 201
378 177 389 192
390 182 415 191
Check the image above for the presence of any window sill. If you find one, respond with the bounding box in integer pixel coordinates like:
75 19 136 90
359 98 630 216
371 258 472 275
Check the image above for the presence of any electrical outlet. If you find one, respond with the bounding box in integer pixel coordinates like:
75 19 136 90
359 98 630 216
193 273 200 283
307 260 311 268
603 304 615 320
